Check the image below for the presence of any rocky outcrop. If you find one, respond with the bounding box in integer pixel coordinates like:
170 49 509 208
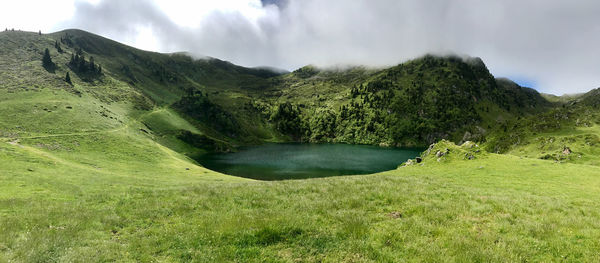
401 139 486 167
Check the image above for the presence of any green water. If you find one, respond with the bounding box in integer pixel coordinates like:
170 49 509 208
196 143 423 180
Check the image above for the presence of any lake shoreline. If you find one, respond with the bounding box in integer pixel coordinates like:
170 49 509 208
195 143 425 180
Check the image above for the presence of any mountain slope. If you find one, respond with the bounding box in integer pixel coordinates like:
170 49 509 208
50 29 280 103
0 29 557 160
261 55 552 146
0 30 240 179
29 30 552 152
485 86 600 165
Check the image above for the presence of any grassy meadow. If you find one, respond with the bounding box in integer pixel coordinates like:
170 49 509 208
2 136 600 262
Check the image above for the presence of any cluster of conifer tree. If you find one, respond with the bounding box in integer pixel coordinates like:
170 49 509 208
40 34 104 84
69 48 102 76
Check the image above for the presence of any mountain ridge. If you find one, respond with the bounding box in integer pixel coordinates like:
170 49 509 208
1 29 556 153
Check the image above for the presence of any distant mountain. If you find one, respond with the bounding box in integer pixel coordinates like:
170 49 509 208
541 92 585 103
0 29 555 157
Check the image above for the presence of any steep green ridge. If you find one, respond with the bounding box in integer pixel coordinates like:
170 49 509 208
47 29 284 148
263 57 551 146
3 29 600 261
51 29 280 104
41 29 553 151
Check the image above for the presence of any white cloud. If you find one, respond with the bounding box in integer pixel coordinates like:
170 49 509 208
0 0 76 32
153 0 267 28
134 25 161 52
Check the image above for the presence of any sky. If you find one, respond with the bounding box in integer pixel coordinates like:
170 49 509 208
1 0 599 95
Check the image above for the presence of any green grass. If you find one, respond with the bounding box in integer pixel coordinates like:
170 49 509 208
140 108 201 134
2 140 600 262
504 125 600 165
138 107 213 155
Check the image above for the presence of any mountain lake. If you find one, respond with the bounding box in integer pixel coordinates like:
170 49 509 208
195 143 424 180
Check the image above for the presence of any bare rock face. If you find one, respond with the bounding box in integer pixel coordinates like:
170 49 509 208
401 159 415 167
436 149 450 157
562 146 572 155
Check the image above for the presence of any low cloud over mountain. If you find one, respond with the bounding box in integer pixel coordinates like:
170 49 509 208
5 0 598 94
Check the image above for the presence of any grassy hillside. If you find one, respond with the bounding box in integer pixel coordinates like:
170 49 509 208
0 30 243 183
2 29 600 261
484 87 600 165
42 29 286 148
49 29 280 104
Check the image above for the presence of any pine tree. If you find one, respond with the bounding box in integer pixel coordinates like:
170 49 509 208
89 56 95 72
54 41 63 53
65 72 72 85
70 54 76 65
42 48 53 69
78 55 86 72
38 30 41 35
